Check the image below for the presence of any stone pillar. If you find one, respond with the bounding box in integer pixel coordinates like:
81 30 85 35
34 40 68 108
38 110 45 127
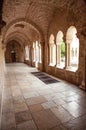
33 42 36 62
0 37 5 82
63 43 67 69
79 52 86 90
67 43 70 67
56 43 61 66
40 41 45 71
66 40 71 69
39 44 42 63
49 43 56 66
79 37 86 90
0 36 5 129
30 45 33 66
50 45 53 64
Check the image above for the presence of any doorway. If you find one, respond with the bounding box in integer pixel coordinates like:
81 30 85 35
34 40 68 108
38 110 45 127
11 52 16 62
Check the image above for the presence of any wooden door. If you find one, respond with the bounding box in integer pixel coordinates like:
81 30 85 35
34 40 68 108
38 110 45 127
11 52 16 62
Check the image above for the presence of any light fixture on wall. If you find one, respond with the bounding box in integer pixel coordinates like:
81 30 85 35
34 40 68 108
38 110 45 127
11 50 15 53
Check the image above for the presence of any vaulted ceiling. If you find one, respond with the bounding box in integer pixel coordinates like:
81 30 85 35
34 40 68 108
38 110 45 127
1 0 86 46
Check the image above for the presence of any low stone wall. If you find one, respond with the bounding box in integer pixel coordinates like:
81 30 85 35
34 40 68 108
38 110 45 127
46 65 80 86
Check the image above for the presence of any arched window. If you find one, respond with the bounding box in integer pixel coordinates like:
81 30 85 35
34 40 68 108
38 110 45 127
56 31 65 68
49 34 56 66
66 26 79 71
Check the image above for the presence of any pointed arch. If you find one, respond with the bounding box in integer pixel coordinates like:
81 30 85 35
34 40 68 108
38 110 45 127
56 31 65 68
66 26 79 71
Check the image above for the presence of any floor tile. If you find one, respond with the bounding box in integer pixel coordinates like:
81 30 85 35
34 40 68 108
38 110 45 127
51 107 74 123
53 98 66 106
13 96 25 104
23 92 39 99
26 96 47 106
15 110 32 124
32 109 61 130
14 102 28 113
17 120 37 130
62 101 86 118
29 104 44 113
48 124 67 130
42 101 57 109
1 112 15 130
63 115 86 130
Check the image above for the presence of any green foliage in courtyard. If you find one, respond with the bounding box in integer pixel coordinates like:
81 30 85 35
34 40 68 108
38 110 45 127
61 41 65 58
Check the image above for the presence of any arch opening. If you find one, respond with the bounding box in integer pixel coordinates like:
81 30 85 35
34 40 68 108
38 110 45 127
56 31 65 68
66 26 79 71
5 40 25 63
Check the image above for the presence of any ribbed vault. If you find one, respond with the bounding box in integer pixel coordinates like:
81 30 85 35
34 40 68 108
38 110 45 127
2 0 86 46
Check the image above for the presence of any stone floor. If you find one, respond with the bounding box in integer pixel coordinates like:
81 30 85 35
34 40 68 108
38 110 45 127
1 63 86 130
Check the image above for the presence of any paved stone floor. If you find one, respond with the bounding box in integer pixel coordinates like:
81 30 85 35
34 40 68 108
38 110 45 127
1 63 86 130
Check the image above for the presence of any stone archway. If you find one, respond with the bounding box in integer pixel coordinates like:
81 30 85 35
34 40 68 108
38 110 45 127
5 40 24 63
66 26 79 71
56 31 65 68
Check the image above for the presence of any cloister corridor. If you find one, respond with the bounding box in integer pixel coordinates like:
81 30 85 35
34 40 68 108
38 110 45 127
0 0 86 130
0 63 86 130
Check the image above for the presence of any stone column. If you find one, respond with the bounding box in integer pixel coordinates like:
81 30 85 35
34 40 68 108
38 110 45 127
40 41 45 71
50 45 53 64
79 37 86 90
79 51 86 90
39 44 42 63
0 36 5 85
67 43 70 67
29 45 31 62
56 43 61 66
63 43 67 69
66 39 71 69
0 36 5 129
33 42 36 62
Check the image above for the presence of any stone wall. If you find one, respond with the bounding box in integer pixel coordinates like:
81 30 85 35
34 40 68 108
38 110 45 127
44 5 86 89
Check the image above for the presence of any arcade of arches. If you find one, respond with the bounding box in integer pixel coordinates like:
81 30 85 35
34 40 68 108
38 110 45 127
0 0 86 129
